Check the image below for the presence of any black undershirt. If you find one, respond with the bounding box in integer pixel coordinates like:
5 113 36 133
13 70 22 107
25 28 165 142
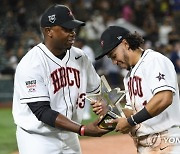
56 52 66 59
28 101 59 127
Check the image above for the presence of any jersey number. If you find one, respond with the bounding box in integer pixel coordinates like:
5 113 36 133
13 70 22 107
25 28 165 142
76 93 86 109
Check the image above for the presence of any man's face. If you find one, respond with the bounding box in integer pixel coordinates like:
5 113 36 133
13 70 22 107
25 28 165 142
107 42 131 70
48 26 76 51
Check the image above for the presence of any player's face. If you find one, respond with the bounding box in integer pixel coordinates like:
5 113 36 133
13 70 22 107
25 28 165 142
107 43 131 70
50 26 76 51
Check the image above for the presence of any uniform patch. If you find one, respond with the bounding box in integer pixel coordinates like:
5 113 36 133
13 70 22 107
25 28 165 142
156 72 165 81
25 80 36 92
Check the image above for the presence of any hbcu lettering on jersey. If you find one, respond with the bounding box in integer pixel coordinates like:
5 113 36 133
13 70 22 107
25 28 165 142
51 66 80 94
25 80 36 93
128 76 143 100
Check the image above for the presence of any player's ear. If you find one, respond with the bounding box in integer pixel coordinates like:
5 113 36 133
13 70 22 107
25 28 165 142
44 27 53 38
122 39 130 50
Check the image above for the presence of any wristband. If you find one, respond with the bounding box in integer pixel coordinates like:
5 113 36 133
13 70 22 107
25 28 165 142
127 107 152 126
131 115 138 125
127 115 136 126
79 125 85 136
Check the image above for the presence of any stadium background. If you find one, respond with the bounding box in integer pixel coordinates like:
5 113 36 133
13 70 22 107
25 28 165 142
0 0 179 153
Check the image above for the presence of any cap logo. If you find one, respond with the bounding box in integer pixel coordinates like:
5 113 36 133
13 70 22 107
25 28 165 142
117 36 122 40
48 14 56 23
101 40 104 47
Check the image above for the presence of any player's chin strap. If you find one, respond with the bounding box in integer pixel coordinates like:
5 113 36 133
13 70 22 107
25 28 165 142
127 107 152 126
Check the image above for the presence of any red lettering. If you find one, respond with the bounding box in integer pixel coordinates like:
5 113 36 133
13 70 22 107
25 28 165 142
128 76 143 100
66 67 74 86
58 67 67 87
51 69 61 94
51 67 81 94
133 77 137 95
72 68 80 88
128 78 132 99
136 76 143 97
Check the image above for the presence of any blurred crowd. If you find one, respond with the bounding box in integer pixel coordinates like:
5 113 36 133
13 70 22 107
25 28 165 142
0 0 180 89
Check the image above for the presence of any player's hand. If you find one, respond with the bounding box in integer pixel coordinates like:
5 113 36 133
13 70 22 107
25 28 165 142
84 119 111 137
122 108 133 118
111 117 132 134
91 99 108 115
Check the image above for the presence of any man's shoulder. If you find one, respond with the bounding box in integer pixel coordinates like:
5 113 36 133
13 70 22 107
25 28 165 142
71 46 82 52
17 45 42 68
71 46 86 57
144 49 166 60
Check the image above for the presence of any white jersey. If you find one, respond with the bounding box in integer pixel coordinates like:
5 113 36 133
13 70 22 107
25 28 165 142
12 43 100 134
124 49 180 137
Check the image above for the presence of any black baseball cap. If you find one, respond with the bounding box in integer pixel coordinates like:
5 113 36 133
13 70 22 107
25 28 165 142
95 26 130 60
40 4 85 29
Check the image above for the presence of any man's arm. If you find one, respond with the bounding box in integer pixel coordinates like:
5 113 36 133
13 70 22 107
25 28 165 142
122 108 133 118
145 90 173 117
114 90 173 133
28 101 110 137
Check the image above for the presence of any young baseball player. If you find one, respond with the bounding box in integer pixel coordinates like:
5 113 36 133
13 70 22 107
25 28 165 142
93 26 180 153
12 4 109 154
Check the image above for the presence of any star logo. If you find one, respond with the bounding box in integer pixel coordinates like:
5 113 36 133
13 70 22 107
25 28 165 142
156 72 165 81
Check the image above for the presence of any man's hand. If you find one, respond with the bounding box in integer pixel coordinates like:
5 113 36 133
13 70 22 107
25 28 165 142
112 117 132 134
122 108 133 118
84 119 111 137
91 99 108 115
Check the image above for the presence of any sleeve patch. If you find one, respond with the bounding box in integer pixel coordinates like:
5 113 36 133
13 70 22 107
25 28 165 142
25 80 37 92
156 72 165 81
